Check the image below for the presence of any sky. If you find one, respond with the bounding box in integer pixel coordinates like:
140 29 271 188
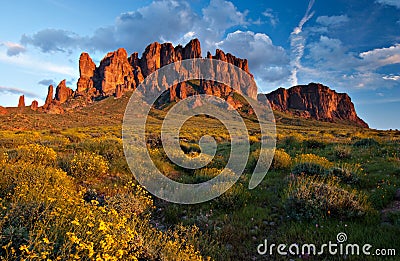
0 0 399 130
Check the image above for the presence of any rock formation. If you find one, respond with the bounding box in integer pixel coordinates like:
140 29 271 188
258 83 368 127
43 85 54 109
30 100 38 111
72 38 255 106
94 48 136 96
18 95 25 107
77 53 96 93
55 80 73 103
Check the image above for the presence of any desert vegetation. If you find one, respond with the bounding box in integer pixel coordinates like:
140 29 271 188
0 106 399 260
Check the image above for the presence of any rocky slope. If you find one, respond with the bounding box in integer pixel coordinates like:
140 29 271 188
258 83 368 127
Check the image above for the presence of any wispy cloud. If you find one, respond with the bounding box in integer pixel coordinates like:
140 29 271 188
289 0 316 85
0 86 39 98
358 97 400 105
0 52 75 76
0 42 26 56
316 15 349 26
375 0 400 9
262 8 279 27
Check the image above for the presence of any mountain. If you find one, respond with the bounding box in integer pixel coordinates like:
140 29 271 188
5 39 368 128
258 83 368 128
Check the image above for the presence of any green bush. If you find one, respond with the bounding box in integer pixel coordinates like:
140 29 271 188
333 145 352 159
353 138 379 148
303 139 326 149
286 175 371 219
292 162 326 176
193 168 221 183
69 151 109 179
327 166 360 185
215 182 250 210
282 135 302 149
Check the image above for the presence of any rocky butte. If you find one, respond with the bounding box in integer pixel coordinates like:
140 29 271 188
258 83 368 127
10 38 368 127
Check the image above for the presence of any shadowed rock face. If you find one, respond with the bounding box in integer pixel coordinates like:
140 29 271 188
258 83 368 127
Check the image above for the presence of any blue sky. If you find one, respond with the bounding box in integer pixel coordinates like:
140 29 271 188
0 0 399 129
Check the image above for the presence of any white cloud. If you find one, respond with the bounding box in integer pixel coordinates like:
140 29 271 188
302 36 400 90
262 8 279 27
316 15 349 26
201 0 248 30
216 30 290 83
376 0 400 8
19 0 250 56
383 75 400 81
306 36 359 69
359 44 400 70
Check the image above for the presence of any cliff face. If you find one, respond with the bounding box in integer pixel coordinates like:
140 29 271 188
259 83 368 127
76 38 256 102
35 38 255 114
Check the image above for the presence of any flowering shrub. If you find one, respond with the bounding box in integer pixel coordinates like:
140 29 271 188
0 151 7 165
16 143 57 166
0 160 206 260
69 151 109 179
271 149 292 170
294 153 333 169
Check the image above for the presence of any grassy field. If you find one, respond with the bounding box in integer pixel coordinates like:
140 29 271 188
0 93 399 260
